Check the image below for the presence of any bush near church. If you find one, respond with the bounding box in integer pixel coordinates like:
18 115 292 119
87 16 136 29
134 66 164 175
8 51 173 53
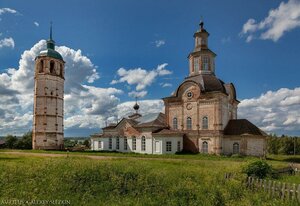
243 160 273 179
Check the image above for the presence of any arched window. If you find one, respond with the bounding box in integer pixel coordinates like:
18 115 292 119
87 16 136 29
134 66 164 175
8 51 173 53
187 117 192 130
202 141 208 154
116 137 120 150
141 136 146 151
202 56 209 71
132 136 136 150
50 61 55 74
194 57 199 72
173 117 178 130
202 116 208 129
39 60 44 73
233 143 239 154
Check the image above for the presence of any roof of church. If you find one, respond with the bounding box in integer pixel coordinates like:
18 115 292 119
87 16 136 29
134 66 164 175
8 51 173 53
174 74 227 96
224 119 267 136
102 112 167 130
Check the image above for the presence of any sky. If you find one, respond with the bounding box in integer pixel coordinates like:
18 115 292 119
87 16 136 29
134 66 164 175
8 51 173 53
0 0 300 137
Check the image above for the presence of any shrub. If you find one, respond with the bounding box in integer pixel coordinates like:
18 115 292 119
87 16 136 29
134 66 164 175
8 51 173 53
243 160 272 179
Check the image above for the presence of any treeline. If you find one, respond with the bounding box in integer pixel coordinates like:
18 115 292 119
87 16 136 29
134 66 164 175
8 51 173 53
267 134 300 155
2 131 32 149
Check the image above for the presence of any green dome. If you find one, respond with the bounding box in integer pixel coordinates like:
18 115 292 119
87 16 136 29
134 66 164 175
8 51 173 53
39 47 63 61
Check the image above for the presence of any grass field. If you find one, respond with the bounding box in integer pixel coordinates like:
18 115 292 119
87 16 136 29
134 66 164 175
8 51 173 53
0 150 299 206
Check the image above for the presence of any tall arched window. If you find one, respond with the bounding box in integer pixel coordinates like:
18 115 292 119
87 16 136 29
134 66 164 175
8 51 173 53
202 141 208 154
187 117 192 130
60 64 63 77
173 118 178 130
132 136 136 150
233 143 239 154
50 61 55 74
194 57 199 72
39 60 44 73
202 56 209 71
141 136 146 151
202 116 208 129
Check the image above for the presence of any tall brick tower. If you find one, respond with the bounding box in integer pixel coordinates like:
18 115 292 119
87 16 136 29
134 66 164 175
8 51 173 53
32 25 65 150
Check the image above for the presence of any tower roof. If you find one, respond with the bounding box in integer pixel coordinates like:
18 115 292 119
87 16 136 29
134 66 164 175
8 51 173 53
39 23 63 61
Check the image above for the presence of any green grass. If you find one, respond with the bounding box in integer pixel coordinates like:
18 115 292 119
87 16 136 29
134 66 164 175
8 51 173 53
0 152 299 205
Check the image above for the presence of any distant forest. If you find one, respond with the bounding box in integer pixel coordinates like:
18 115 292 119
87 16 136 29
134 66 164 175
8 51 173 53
267 134 300 155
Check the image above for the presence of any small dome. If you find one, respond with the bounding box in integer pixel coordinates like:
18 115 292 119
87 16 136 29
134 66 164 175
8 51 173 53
39 48 63 61
133 102 140 111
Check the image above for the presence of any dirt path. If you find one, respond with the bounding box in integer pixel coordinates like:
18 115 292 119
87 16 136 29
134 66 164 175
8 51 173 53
0 151 119 160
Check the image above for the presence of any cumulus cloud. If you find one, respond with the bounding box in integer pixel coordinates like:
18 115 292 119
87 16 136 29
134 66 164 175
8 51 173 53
240 0 300 42
0 37 15 49
34 21 39 27
154 39 165 47
111 63 172 97
0 8 17 15
128 90 148 98
0 40 116 136
239 87 300 135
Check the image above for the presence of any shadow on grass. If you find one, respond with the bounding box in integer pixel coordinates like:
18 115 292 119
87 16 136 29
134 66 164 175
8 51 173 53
0 157 22 161
266 156 300 163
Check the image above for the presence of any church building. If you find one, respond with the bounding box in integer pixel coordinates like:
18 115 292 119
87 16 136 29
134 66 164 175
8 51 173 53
91 22 267 156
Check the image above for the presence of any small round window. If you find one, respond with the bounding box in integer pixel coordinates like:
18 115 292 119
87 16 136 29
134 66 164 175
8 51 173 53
187 91 193 98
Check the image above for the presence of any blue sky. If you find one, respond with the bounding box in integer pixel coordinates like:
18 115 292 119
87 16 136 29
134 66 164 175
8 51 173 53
0 0 300 136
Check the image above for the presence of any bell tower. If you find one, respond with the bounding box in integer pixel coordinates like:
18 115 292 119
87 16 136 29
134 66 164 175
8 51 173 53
188 21 217 76
32 24 65 150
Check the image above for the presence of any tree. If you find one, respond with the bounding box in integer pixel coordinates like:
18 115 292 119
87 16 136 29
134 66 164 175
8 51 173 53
15 131 32 149
5 135 18 149
83 139 90 148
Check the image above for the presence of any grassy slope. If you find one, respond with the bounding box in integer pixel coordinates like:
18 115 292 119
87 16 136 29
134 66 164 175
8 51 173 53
0 151 299 206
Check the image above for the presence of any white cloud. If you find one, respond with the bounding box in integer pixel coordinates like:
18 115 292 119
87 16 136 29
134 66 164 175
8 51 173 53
128 90 148 98
0 37 15 49
0 8 17 15
155 40 165 47
34 21 39 27
111 63 172 97
111 63 171 90
160 83 172 88
239 87 300 135
240 0 300 42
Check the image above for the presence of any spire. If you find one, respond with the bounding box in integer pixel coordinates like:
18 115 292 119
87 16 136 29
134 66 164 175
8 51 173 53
47 21 55 50
199 16 204 30
50 21 53 40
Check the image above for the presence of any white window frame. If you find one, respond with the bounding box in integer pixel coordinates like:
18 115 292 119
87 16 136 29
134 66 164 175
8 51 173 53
194 57 199 72
202 56 209 71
